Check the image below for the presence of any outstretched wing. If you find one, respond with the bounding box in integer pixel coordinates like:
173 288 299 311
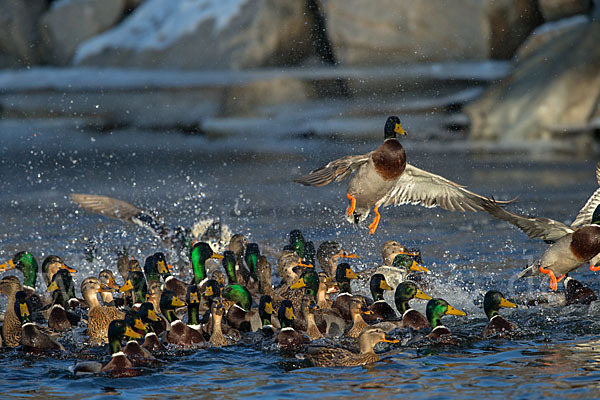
571 162 600 227
294 154 370 187
381 163 514 212
70 193 168 240
480 199 573 242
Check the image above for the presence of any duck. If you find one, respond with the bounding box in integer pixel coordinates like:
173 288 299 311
305 327 398 367
0 251 45 311
41 255 77 289
258 294 277 336
381 240 423 265
0 276 24 347
186 284 205 331
160 290 205 347
228 233 247 269
366 273 396 322
287 229 307 259
276 250 304 289
97 269 123 307
482 200 600 291
223 284 260 332
299 295 323 340
121 310 157 366
73 319 144 376
256 255 276 299
393 281 432 331
46 269 81 331
189 241 224 287
295 116 513 234
362 254 430 290
564 276 598 305
426 298 467 343
81 277 125 345
316 241 359 278
482 290 517 338
332 263 360 322
346 297 373 338
147 280 162 313
137 302 166 351
276 299 307 349
13 290 65 351
119 271 148 307
209 297 235 347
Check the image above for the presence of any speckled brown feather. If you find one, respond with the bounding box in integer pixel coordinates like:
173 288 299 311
0 277 22 347
306 347 379 367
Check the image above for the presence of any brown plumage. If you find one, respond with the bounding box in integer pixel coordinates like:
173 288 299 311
209 299 229 347
142 332 166 353
81 277 125 345
399 309 429 331
482 316 516 338
564 276 597 305
0 276 23 347
570 226 600 260
346 298 371 338
371 139 406 180
123 340 157 366
167 320 205 347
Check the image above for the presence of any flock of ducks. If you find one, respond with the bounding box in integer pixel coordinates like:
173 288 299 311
1 116 600 376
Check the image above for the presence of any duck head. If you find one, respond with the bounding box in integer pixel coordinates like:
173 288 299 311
392 254 429 273
1 251 38 288
14 290 32 325
222 284 252 311
244 243 260 281
335 263 358 294
394 280 432 313
290 268 319 298
47 269 76 308
42 255 76 288
369 273 393 302
222 250 238 285
258 295 275 326
159 290 186 323
483 290 517 320
108 319 142 355
384 116 407 140
426 298 466 329
277 299 296 329
190 242 223 284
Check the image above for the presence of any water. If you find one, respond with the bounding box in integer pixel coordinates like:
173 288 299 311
1 119 599 399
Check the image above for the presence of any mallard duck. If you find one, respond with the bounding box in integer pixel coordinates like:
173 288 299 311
13 290 65 351
121 310 157 366
277 250 304 289
256 255 276 298
295 116 512 234
483 200 600 291
482 290 517 338
287 229 307 259
346 297 373 338
244 243 261 283
362 254 430 290
381 240 423 265
41 255 77 288
138 301 166 336
160 290 205 347
46 269 81 331
332 263 359 322
81 277 125 345
316 241 359 278
305 327 398 367
258 294 277 336
186 284 205 331
564 276 597 305
147 280 162 313
223 284 260 332
0 251 45 311
276 300 307 349
299 295 323 340
0 276 24 347
228 233 247 267
366 273 396 322
97 269 122 306
189 241 224 287
426 298 467 342
394 281 432 331
119 271 148 306
209 297 235 347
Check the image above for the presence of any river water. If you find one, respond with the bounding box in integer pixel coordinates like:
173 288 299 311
1 119 599 399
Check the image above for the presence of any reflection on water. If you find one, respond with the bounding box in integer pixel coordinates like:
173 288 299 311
1 123 599 399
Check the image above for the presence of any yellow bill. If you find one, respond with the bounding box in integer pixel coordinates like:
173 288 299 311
285 306 295 320
0 258 15 272
415 289 432 301
346 268 358 279
445 304 467 316
290 277 306 289
119 280 133 293
500 297 517 308
211 253 224 260
410 261 429 273
380 279 393 291
20 302 30 317
47 280 59 292
265 301 274 315
134 318 147 331
147 309 159 322
124 325 142 339
171 296 186 307
189 292 200 304
381 335 399 344
395 122 407 135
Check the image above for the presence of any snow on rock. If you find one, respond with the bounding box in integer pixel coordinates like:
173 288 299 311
73 0 312 69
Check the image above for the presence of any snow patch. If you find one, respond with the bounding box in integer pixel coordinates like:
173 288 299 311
74 0 248 62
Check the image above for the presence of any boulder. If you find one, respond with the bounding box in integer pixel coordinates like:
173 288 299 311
538 0 592 21
0 0 47 68
466 17 600 141
320 0 542 64
40 0 127 65
73 0 313 69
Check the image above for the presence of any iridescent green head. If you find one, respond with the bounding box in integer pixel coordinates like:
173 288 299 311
483 290 517 320
290 268 319 298
369 273 393 302
426 298 467 328
384 115 407 140
108 319 142 354
244 243 260 281
47 269 76 308
190 242 223 284
335 263 358 294
125 309 148 334
160 290 186 323
223 284 252 311
289 230 306 258
394 281 432 313
277 299 296 329
14 290 32 325
1 251 38 288
222 250 237 285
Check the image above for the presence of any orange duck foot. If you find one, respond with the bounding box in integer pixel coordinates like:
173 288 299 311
590 264 600 272
368 206 381 234
346 193 356 217
539 265 558 291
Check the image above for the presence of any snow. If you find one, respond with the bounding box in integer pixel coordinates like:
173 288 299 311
73 0 249 63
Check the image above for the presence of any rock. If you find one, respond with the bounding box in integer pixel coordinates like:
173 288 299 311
320 0 542 64
538 0 592 21
466 17 600 141
73 0 313 69
40 0 127 65
0 0 47 68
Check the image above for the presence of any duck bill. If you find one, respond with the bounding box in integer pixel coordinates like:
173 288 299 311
381 335 399 344
265 301 274 315
189 292 200 304
445 304 467 316
47 280 59 292
309 302 320 311
500 297 517 308
341 252 359 259
298 261 314 268
290 277 306 289
99 285 117 293
361 306 374 315
147 309 159 322
285 307 295 320
119 280 133 293
62 263 77 275
380 280 393 291
20 302 31 318
124 326 143 339
415 289 432 301
346 269 358 280
211 253 224 260
203 286 214 297
0 258 15 272
171 296 186 307
106 277 120 290
326 283 339 294
157 261 169 274
134 318 147 331
167 264 174 271
410 261 429 273
394 123 407 135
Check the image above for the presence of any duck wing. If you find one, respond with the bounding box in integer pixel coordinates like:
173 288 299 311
381 163 513 212
294 154 370 187
70 193 169 241
571 162 600 227
481 200 573 242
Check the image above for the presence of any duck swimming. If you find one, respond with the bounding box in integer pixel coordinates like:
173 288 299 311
14 290 65 352
294 116 512 233
482 290 517 338
394 281 432 331
426 298 467 343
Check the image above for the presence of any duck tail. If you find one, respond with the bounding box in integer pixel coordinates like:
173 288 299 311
518 261 540 279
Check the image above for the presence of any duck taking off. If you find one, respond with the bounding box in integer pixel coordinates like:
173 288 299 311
294 116 513 234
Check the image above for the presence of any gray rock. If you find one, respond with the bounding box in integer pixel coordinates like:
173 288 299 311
321 0 541 64
73 0 312 69
0 0 47 68
466 17 600 141
538 0 592 21
40 0 126 65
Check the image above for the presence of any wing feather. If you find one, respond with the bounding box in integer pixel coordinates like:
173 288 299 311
571 162 600 227
294 154 370 187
